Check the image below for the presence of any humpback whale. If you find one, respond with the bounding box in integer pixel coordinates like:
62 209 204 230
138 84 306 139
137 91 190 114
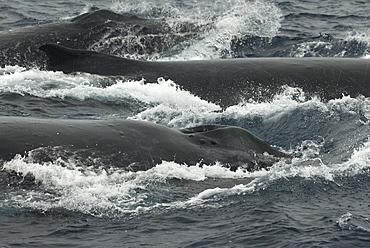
40 44 370 107
0 117 287 173
0 10 206 68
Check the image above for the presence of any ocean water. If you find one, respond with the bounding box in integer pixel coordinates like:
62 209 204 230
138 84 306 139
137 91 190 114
1 0 370 247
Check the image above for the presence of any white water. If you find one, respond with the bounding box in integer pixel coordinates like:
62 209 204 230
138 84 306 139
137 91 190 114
105 0 283 60
3 133 370 217
1 65 370 126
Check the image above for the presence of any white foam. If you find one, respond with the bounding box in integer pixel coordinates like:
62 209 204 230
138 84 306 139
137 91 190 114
290 41 334 58
345 30 370 44
149 161 262 180
0 68 220 112
2 156 259 216
188 136 370 203
119 78 218 108
3 156 156 216
327 95 370 123
164 0 283 60
291 31 370 58
134 85 370 129
337 212 370 232
0 66 102 98
223 87 323 120
133 86 326 128
109 0 283 60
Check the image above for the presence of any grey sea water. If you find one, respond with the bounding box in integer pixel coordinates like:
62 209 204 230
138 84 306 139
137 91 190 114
1 0 370 247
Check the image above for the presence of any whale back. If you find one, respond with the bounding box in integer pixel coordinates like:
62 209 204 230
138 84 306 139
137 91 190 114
39 44 370 107
0 117 287 172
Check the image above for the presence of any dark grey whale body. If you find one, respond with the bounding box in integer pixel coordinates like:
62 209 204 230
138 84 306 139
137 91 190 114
0 10 205 68
40 44 370 107
0 117 287 173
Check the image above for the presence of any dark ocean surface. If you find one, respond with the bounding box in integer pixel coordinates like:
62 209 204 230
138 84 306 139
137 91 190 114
1 0 370 247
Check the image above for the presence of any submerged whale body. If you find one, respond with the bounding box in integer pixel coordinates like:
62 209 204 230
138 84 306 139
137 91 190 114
0 10 205 68
0 117 287 174
40 44 370 107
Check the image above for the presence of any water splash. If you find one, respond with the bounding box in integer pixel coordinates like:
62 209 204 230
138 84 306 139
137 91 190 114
2 157 256 217
2 67 369 126
337 212 370 232
165 0 283 60
133 86 323 128
108 0 283 60
0 67 218 110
